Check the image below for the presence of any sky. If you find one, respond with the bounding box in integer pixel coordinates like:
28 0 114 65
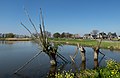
0 0 120 36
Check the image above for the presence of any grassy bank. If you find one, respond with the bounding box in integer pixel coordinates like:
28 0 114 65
1 38 120 50
0 38 31 41
50 38 120 50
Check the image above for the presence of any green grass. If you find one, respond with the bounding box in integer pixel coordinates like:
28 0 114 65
50 38 120 50
101 41 120 50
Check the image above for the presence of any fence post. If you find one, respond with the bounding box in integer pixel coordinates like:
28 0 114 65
93 47 99 60
79 46 86 62
81 61 86 70
94 59 99 69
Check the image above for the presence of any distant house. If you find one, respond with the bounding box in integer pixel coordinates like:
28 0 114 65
97 32 107 39
83 34 97 39
91 35 97 39
0 33 2 38
72 34 80 39
108 32 117 40
118 36 120 40
83 34 91 39
2 34 6 38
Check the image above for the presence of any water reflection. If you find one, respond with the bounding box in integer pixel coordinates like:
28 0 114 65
81 61 86 70
69 60 98 71
48 65 56 78
0 41 16 44
94 60 99 69
71 62 79 72
13 73 31 78
1 42 120 78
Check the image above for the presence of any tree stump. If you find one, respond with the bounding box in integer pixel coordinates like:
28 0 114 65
81 61 86 70
49 53 57 66
48 65 56 77
94 59 99 69
49 47 57 66
93 46 99 61
79 46 86 62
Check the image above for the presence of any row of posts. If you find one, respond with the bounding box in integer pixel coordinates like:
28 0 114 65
78 43 99 62
48 44 99 77
78 43 99 69
48 43 100 77
49 43 100 68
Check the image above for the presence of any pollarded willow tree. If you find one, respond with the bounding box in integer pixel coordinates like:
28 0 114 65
20 8 69 67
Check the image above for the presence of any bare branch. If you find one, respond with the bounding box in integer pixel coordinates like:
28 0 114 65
21 22 36 38
24 8 39 37
40 8 47 41
96 38 102 48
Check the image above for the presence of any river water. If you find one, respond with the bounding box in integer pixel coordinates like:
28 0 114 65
0 41 120 78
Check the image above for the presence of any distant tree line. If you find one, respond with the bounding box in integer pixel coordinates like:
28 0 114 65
0 31 51 38
1 30 118 40
53 32 80 39
0 33 30 38
32 31 52 38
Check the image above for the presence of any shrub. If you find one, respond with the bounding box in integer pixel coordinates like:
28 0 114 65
55 59 120 78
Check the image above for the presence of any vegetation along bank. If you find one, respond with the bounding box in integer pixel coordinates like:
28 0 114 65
50 38 120 50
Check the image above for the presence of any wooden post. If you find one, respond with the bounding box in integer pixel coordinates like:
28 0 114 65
94 59 99 69
50 54 57 66
49 47 57 66
93 46 99 61
81 61 86 70
93 39 102 60
79 46 86 62
70 43 79 63
48 65 56 78
14 51 42 74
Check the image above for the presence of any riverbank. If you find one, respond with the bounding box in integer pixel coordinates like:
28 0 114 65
0 38 31 41
55 59 120 78
1 38 120 50
50 38 120 50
